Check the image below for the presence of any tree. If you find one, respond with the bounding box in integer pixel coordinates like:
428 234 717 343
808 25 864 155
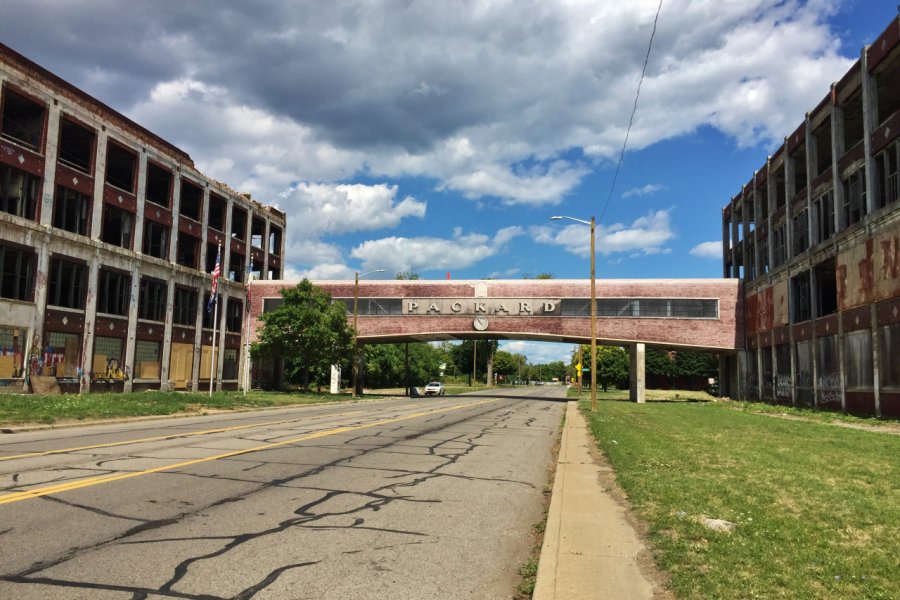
395 271 420 280
492 350 522 380
253 279 354 390
579 345 628 391
364 343 445 388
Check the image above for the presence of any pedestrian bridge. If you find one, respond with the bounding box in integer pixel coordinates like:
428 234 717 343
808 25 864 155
249 278 743 352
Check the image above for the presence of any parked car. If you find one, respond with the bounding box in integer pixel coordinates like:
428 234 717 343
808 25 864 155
424 381 445 395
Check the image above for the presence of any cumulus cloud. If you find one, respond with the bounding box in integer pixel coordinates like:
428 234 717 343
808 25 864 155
690 241 723 259
501 341 576 364
351 226 523 275
534 209 675 257
622 183 665 198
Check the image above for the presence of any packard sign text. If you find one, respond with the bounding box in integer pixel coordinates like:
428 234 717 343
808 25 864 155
405 299 561 316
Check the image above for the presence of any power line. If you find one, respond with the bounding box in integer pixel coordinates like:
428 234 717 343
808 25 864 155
599 0 664 224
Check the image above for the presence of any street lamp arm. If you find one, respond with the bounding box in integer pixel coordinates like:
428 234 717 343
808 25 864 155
550 215 592 226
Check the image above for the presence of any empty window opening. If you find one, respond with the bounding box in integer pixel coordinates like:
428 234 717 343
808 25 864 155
97 269 131 316
205 242 220 274
251 216 265 249
202 294 220 328
813 190 835 244
790 271 812 324
0 243 34 301
875 51 900 127
791 208 809 256
226 299 243 332
772 224 787 268
813 259 838 318
842 169 867 227
745 198 755 232
105 142 137 193
208 193 226 231
268 226 282 256
757 237 769 276
756 186 768 221
229 252 245 283
179 180 202 221
790 146 807 197
844 329 874 390
842 89 865 150
142 220 168 260
268 266 281 280
58 118 94 173
173 286 198 326
746 242 757 281
176 233 200 270
101 205 134 249
48 257 87 309
0 163 39 220
145 163 172 208
773 164 786 209
230 205 247 240
138 278 166 321
222 348 238 380
812 120 832 176
0 89 45 151
875 142 898 210
53 186 91 236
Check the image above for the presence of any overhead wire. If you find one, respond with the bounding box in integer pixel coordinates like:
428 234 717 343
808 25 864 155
598 0 664 225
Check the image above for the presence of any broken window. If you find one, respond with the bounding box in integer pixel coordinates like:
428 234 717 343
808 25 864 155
173 287 198 326
142 220 169 260
874 142 898 210
138 278 166 321
874 50 900 127
757 237 769 277
92 336 124 380
267 266 281 280
230 205 247 240
880 324 900 389
228 251 245 283
813 190 834 244
96 268 131 316
756 186 768 221
179 180 202 221
0 163 39 220
813 259 838 318
268 226 282 256
841 169 866 227
842 89 865 149
208 193 226 231
812 120 832 176
226 299 243 332
772 224 787 268
0 88 45 151
145 163 172 208
816 335 840 402
791 208 809 256
58 118 94 174
202 294 220 328
790 146 807 197
47 256 87 309
105 142 137 193
222 348 238 380
53 186 91 236
251 216 265 249
790 271 812 324
175 233 200 269
773 164 786 209
0 243 34 301
100 205 134 249
205 242 220 275
746 241 757 281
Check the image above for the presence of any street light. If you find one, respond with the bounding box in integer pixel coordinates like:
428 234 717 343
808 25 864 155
353 268 385 397
551 215 597 412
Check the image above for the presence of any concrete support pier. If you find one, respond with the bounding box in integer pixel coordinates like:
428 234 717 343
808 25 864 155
629 343 646 403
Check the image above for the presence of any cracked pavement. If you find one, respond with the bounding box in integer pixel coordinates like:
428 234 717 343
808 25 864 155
0 388 565 599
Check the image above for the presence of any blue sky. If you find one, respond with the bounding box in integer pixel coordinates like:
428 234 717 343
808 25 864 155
2 0 896 363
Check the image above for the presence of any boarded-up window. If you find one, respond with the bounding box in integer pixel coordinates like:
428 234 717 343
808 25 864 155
135 340 160 379
169 342 193 389
844 330 873 389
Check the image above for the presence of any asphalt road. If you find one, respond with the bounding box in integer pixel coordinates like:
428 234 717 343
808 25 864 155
0 387 566 599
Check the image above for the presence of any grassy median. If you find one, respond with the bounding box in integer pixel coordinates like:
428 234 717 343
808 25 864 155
0 390 358 426
581 398 898 599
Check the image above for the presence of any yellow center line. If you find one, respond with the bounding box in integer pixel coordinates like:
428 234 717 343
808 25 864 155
0 398 498 506
0 398 437 463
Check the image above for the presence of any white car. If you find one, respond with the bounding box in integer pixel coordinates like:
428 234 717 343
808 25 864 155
424 381 445 395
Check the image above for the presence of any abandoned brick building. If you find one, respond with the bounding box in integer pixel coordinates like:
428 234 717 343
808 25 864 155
0 43 285 393
721 15 900 417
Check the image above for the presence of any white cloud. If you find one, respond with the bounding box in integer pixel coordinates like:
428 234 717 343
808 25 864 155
690 241 723 259
533 209 675 257
351 226 523 275
501 341 577 365
622 183 665 198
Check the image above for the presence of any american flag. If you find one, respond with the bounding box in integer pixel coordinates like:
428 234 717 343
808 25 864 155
207 245 221 313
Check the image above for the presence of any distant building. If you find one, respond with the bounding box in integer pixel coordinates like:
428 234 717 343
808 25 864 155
0 43 285 393
721 15 900 417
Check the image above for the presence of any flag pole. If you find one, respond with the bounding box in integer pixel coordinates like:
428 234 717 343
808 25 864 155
209 243 221 397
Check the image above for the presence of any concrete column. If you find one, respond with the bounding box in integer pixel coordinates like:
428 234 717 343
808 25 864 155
132 153 148 253
262 219 271 280
39 103 61 226
199 185 210 273
215 293 228 392
168 173 182 263
90 131 109 239
158 274 176 391
784 144 796 259
245 208 254 276
79 250 102 393
871 303 881 416
831 89 846 234
629 343 646 403
860 48 877 215
122 259 140 393
766 159 776 271
222 197 234 280
191 281 204 392
804 115 814 249
28 233 52 391
722 209 730 278
740 189 750 279
730 201 740 278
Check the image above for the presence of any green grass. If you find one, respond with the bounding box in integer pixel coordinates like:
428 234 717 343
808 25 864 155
581 399 899 599
567 386 716 402
0 390 356 426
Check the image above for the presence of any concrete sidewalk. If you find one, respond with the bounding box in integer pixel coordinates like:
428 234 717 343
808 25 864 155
534 401 661 600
